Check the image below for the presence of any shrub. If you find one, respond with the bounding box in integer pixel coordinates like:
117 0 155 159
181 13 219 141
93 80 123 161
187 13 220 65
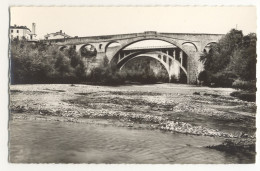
170 75 178 83
232 79 256 91
179 70 187 84
230 91 256 102
211 71 237 87
88 64 126 85
198 70 208 85
122 57 169 84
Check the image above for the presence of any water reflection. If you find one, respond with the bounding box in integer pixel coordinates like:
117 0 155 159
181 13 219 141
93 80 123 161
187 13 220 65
9 120 250 163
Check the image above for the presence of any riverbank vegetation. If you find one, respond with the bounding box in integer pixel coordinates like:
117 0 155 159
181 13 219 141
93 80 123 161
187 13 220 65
198 29 256 101
199 29 256 88
10 39 86 84
10 39 171 85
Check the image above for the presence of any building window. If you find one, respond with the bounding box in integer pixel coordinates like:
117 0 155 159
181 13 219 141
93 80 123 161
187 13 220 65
17 30 19 33
11 30 13 33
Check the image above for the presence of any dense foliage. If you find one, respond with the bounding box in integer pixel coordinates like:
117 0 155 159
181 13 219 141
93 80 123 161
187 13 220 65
199 29 256 90
122 57 169 84
88 56 170 85
10 39 86 84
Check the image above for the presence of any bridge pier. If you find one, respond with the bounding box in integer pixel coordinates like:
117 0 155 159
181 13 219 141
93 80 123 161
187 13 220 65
186 52 204 84
169 60 181 82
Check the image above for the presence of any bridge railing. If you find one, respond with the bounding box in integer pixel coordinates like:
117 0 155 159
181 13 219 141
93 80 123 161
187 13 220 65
123 45 177 51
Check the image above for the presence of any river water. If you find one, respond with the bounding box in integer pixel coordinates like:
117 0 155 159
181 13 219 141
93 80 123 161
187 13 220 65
9 119 251 164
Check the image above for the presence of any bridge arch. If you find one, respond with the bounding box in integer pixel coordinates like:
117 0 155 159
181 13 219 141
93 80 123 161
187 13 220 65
182 42 198 52
203 42 217 53
105 41 121 53
79 44 97 58
110 36 192 63
59 45 68 51
118 51 188 82
205 42 217 47
118 51 187 74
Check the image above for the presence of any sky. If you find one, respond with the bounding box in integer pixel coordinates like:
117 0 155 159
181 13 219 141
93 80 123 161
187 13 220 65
10 7 256 40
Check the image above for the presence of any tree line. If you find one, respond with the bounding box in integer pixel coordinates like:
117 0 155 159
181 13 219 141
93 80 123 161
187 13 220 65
10 38 170 85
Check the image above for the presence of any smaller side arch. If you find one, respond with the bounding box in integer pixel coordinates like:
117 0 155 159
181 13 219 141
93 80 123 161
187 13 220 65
182 42 198 52
59 45 68 51
104 41 121 53
203 42 217 53
80 44 97 58
205 42 217 46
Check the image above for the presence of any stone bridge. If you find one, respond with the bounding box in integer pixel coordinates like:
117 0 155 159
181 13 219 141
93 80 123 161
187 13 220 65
41 31 223 84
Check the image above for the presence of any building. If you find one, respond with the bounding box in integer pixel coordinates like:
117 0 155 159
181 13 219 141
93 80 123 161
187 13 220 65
44 30 71 40
9 23 37 41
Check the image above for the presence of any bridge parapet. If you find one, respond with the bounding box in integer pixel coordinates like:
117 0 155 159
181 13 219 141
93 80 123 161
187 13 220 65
41 31 223 46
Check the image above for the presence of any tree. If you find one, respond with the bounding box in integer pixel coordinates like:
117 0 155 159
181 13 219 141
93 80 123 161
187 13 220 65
200 29 256 87
102 55 109 67
10 40 87 84
66 46 81 68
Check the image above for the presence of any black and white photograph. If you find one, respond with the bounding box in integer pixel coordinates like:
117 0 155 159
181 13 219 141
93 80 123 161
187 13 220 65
6 6 258 165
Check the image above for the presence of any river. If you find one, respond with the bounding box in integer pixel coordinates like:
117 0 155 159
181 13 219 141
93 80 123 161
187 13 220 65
9 119 252 164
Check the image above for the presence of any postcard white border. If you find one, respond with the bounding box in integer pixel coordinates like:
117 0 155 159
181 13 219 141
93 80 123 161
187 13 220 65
1 1 259 171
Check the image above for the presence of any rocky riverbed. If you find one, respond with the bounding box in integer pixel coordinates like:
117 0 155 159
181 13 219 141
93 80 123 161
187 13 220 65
9 84 256 156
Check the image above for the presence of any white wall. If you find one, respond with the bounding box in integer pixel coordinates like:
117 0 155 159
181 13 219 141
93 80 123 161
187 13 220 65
9 28 30 40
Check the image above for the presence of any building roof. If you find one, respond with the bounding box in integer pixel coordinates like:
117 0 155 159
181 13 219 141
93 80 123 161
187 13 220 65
10 25 31 32
44 31 71 38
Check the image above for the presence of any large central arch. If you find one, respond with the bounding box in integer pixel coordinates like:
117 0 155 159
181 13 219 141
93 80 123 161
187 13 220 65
118 51 187 73
107 38 190 82
107 36 194 63
117 51 188 82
